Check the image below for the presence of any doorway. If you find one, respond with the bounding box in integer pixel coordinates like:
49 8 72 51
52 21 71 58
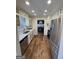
37 20 44 35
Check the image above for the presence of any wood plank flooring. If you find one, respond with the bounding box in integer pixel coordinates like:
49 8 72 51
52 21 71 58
24 35 52 59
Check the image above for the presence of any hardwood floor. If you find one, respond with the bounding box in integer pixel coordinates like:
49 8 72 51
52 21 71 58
25 35 52 59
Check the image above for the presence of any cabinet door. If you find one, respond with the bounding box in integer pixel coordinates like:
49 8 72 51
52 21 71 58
20 36 28 55
19 16 26 28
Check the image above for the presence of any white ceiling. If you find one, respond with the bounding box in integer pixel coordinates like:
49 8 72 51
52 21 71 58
16 0 63 17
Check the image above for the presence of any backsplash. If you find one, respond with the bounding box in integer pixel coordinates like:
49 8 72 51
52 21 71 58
17 26 24 34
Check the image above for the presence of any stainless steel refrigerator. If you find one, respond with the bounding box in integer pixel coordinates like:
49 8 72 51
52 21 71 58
50 18 62 59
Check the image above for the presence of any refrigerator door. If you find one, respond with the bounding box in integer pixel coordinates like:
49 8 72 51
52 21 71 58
50 19 60 59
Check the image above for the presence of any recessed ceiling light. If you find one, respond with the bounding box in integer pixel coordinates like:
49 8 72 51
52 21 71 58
25 1 30 5
44 10 47 12
32 10 35 13
47 0 51 4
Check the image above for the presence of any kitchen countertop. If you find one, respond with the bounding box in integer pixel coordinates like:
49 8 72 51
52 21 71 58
18 29 33 41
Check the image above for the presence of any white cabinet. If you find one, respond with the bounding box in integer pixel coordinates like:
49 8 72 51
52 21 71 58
28 29 34 44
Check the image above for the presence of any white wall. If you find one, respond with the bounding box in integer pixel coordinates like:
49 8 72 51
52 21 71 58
51 9 63 20
32 17 37 35
44 18 51 35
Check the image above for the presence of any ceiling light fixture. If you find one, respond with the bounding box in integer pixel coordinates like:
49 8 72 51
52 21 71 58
44 10 47 12
47 0 51 4
32 10 35 13
25 1 30 5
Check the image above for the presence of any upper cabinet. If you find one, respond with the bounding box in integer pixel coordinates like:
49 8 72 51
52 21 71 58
19 16 26 28
16 8 30 28
16 15 30 29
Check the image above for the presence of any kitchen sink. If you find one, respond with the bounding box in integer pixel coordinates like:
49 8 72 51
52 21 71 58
23 31 29 34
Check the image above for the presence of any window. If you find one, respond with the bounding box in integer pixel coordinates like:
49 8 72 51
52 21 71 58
19 16 29 28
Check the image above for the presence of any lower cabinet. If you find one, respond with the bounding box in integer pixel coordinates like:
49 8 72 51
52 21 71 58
20 35 28 55
19 29 34 59
28 30 34 44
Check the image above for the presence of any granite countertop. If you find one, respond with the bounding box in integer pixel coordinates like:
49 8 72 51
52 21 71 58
18 29 33 41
